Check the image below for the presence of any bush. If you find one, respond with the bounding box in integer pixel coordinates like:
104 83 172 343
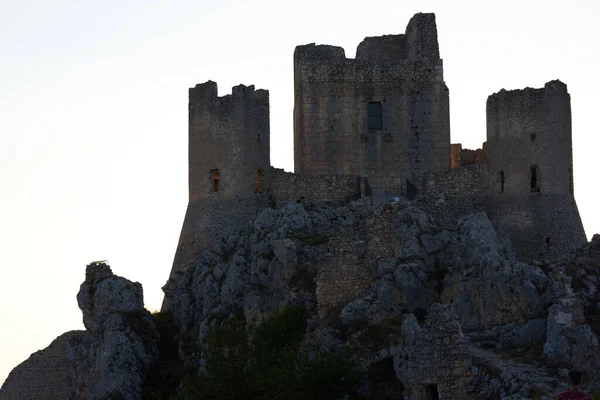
176 305 362 400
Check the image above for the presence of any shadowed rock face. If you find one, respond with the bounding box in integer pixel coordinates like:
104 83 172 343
3 199 599 399
0 263 158 400
160 195 600 398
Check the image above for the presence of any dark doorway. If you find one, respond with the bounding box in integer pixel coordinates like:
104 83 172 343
368 358 404 399
406 178 418 201
425 384 440 400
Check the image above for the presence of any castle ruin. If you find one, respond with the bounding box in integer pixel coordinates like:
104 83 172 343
169 12 586 278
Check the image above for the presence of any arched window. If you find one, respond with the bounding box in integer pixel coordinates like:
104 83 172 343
499 170 505 193
255 169 264 193
210 169 220 192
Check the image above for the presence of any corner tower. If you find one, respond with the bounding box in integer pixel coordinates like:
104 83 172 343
293 13 450 203
486 80 586 260
170 81 271 274
189 81 270 201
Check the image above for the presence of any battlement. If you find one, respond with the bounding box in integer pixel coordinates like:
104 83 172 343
189 81 269 113
293 44 346 64
296 13 440 64
487 79 568 111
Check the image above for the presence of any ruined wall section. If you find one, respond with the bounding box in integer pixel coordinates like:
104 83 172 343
316 205 394 318
410 164 489 198
0 331 84 400
294 13 450 202
270 167 362 207
170 82 271 273
486 80 586 261
406 165 490 227
395 305 470 399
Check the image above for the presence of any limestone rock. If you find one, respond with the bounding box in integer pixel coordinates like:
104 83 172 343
1 263 158 400
70 263 158 400
392 206 428 260
544 298 600 372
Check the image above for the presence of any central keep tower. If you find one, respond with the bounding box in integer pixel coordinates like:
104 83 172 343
293 13 450 203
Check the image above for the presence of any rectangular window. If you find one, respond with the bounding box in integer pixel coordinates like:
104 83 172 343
255 169 264 193
367 102 383 130
210 169 220 192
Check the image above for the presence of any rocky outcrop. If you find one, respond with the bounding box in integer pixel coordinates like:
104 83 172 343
0 263 158 400
69 263 159 400
161 199 600 399
544 297 600 372
4 198 600 399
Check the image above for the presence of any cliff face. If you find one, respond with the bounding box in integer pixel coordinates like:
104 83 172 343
2 197 600 399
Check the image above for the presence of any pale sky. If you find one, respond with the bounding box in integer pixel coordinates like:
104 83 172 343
1 0 599 386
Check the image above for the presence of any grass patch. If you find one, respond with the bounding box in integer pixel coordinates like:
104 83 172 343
298 234 329 246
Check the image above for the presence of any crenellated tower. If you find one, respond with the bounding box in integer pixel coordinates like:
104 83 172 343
169 81 271 276
188 81 270 201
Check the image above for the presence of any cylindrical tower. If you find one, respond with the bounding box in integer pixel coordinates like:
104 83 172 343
486 80 585 261
487 80 573 196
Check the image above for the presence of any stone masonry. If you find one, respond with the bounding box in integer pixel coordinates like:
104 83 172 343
165 12 586 293
0 331 84 400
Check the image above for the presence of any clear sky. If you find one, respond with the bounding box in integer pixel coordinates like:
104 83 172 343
1 0 598 386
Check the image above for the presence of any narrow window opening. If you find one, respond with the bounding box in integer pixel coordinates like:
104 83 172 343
546 236 551 245
530 165 540 192
255 169 264 193
499 170 505 192
367 102 383 130
256 133 261 143
530 133 536 142
425 384 440 400
210 169 220 192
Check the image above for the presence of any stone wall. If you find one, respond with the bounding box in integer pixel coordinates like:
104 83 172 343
488 193 586 262
410 164 489 198
0 331 84 400
316 206 394 317
169 196 269 273
270 167 361 207
450 143 487 168
293 13 450 201
395 305 470 399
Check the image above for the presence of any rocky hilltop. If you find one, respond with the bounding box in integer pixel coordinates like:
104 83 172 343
2 195 600 399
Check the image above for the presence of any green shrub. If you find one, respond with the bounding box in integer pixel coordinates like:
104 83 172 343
176 305 361 400
290 264 318 291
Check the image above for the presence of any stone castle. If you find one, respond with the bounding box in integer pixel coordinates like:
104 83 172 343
169 12 586 279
